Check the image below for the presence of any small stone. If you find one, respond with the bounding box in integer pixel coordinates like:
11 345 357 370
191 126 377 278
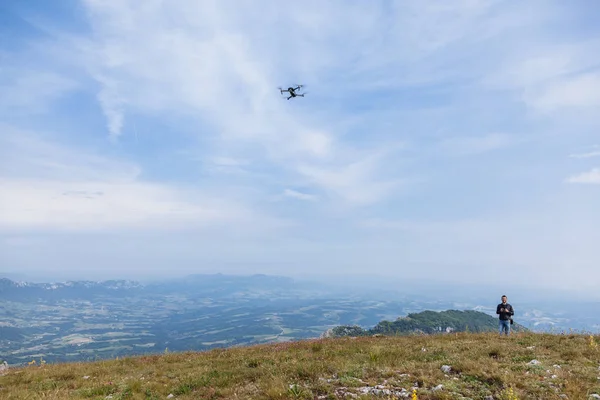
433 384 443 391
167 394 174 399
528 359 541 365
441 365 452 373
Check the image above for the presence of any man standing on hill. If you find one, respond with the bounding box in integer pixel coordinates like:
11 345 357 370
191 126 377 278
496 295 514 336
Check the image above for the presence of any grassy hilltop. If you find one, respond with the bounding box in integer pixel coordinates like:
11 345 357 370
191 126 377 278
2 332 600 399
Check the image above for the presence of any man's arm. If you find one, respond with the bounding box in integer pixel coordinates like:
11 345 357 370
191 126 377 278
496 304 501 314
509 305 514 316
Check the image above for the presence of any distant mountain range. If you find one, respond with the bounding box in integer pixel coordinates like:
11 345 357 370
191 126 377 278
0 274 303 301
0 277 143 290
0 277 144 301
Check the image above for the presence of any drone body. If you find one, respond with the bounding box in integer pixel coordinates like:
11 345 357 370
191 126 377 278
279 84 305 100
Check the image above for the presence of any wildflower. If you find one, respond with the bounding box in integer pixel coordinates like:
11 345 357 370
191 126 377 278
501 385 518 400
411 388 418 400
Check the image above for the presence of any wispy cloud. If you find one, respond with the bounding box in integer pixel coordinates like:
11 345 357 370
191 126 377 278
2 0 600 289
282 189 317 202
61 0 416 207
0 127 274 233
0 125 140 182
0 179 230 232
569 146 600 159
0 68 79 113
528 72 600 112
436 133 514 157
565 168 600 184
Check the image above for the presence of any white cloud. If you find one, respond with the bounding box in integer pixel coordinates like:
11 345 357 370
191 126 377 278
484 39 600 90
481 26 600 116
202 156 252 176
0 179 235 232
436 133 514 156
565 168 600 184
0 125 140 182
211 157 249 167
0 127 273 233
3 0 600 290
569 148 600 159
296 148 403 206
96 76 126 141
64 0 419 207
528 73 600 112
20 0 579 211
0 68 79 113
282 189 317 202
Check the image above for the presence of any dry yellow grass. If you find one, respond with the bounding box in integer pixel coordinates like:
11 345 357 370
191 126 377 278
1 332 599 399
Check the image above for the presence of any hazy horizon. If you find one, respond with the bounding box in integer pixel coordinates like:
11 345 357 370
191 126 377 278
2 1 599 294
2 269 599 304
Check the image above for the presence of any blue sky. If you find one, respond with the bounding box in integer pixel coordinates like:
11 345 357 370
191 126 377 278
1 0 599 292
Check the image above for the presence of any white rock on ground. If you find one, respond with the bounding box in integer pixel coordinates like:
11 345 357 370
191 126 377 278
0 361 8 376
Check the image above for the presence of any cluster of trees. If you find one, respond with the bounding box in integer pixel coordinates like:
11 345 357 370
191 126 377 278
328 310 527 337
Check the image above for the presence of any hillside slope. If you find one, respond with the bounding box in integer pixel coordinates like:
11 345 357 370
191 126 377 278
1 332 599 399
324 310 528 338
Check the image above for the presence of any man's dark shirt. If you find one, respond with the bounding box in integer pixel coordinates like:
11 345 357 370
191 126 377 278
496 303 514 320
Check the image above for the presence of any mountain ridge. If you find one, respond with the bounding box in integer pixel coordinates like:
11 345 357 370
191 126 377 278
324 309 529 338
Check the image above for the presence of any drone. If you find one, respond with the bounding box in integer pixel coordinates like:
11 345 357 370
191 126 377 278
278 84 306 100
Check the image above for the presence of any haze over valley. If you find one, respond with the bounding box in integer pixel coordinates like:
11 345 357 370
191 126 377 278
2 273 598 366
